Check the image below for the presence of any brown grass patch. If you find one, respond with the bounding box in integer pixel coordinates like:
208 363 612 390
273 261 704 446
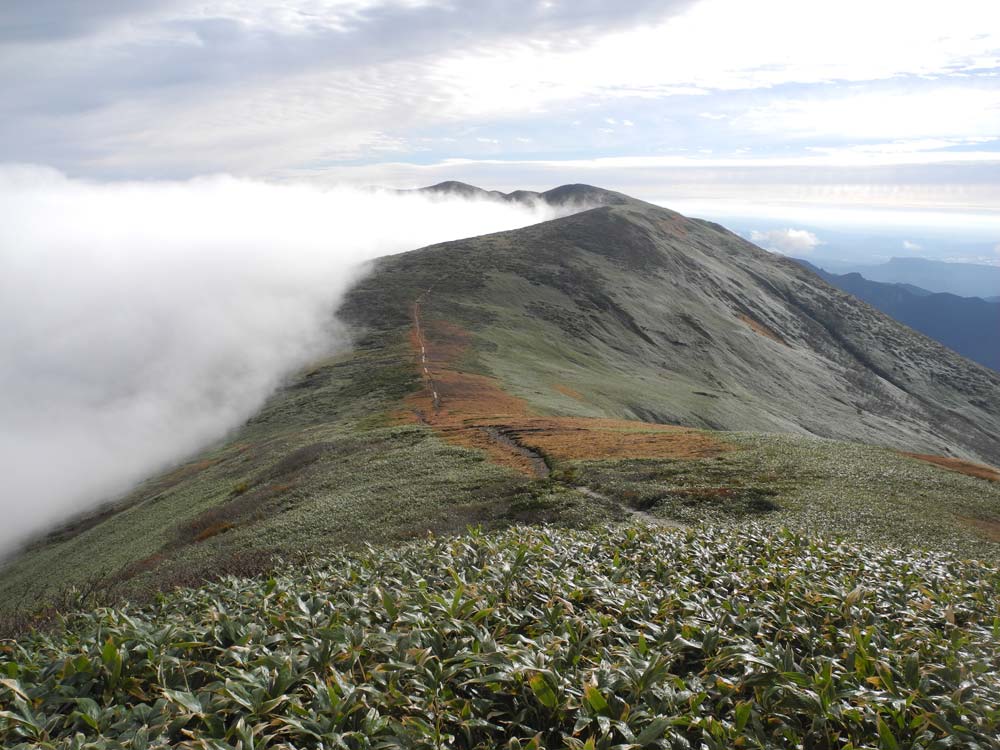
957 515 1000 542
554 384 585 401
173 481 298 547
737 313 787 345
510 418 725 461
146 458 220 494
400 316 728 475
194 521 235 542
400 362 541 474
901 452 1000 482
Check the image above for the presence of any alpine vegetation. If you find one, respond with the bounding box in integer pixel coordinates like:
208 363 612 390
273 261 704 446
2 525 998 748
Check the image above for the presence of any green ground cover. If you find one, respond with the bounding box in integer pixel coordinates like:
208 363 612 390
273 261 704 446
2 524 997 748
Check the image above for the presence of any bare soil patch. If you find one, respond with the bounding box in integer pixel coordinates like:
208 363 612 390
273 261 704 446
958 515 1000 542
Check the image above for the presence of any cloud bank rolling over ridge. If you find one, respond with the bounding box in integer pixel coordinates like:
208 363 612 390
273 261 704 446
0 166 565 556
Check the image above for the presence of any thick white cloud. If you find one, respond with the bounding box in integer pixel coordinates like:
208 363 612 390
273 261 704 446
903 240 922 251
431 0 1000 122
0 165 564 555
749 228 821 255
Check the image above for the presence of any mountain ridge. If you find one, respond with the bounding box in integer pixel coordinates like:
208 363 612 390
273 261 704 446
343 197 1000 463
3 184 999 622
818 256 1000 298
416 180 636 208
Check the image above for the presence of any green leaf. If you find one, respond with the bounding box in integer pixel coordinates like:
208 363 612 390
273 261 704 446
903 653 920 688
71 710 99 731
101 638 117 665
876 716 899 750
74 697 100 725
0 709 41 736
529 674 558 710
380 588 398 620
0 679 28 701
162 689 203 715
584 684 609 715
733 700 752 733
636 716 672 746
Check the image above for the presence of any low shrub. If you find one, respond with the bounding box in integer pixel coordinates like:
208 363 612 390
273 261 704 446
2 524 997 748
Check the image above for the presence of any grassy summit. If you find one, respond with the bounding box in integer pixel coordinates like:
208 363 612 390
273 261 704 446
2 525 998 748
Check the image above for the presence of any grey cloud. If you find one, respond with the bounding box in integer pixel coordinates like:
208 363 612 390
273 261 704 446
5 1 692 103
0 0 180 42
0 1 692 174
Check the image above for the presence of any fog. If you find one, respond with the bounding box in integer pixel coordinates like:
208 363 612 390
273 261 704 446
0 166 563 557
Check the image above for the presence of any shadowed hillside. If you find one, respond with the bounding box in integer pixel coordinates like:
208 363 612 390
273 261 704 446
796 260 1000 371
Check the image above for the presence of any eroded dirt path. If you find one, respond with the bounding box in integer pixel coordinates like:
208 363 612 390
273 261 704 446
411 288 440 414
479 426 551 478
574 486 688 530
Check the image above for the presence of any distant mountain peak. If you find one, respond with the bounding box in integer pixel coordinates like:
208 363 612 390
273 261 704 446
415 181 636 209
419 181 502 199
538 183 633 207
792 259 1000 372
823 256 1000 298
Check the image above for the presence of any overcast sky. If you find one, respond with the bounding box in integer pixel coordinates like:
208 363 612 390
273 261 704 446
2 1 999 250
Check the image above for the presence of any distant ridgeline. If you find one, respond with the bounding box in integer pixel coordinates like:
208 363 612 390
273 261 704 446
797 259 1000 372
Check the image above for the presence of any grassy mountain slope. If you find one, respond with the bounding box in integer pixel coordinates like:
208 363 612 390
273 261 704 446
3 186 1000 623
347 192 1000 464
797 260 1000 371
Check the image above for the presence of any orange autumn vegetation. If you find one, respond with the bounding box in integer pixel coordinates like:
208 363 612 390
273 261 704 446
553 384 585 401
399 313 728 476
737 313 787 346
901 452 1000 482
